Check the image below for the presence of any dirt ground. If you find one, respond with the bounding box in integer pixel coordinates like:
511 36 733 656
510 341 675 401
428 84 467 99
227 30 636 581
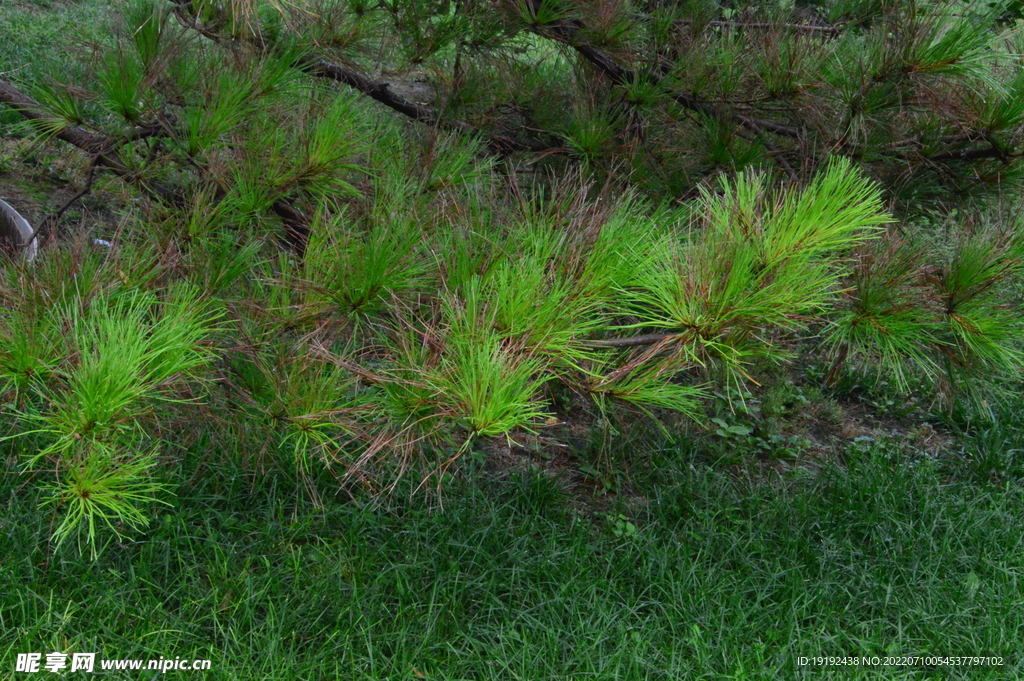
0 137 132 247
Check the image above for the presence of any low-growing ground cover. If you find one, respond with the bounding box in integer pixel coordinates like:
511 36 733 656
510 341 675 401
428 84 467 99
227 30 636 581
3 431 1023 680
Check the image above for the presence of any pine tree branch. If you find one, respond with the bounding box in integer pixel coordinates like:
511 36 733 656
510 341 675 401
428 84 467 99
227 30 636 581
300 58 563 154
168 0 563 155
536 23 802 140
0 78 182 205
0 78 313 249
675 19 844 34
581 332 683 348
929 146 1013 164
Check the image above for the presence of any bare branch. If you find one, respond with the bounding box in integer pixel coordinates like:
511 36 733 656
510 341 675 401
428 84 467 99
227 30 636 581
580 332 683 349
300 58 563 154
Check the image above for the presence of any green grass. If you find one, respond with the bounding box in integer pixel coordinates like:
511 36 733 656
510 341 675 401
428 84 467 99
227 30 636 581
0 0 116 127
3 434 1021 680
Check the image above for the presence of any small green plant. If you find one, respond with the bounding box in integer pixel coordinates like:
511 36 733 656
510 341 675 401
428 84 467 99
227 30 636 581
754 432 809 460
579 461 626 496
711 417 753 440
606 512 638 540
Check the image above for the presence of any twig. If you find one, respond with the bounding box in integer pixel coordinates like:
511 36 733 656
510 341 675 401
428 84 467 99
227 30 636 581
38 160 98 242
581 332 683 348
678 19 844 34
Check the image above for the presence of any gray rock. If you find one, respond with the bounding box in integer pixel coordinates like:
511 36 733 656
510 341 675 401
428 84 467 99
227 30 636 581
0 197 37 262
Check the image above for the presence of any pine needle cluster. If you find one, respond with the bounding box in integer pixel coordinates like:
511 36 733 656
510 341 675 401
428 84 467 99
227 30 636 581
1 0 1023 553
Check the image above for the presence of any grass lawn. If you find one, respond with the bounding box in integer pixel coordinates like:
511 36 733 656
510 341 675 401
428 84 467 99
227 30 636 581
3 436 1021 680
